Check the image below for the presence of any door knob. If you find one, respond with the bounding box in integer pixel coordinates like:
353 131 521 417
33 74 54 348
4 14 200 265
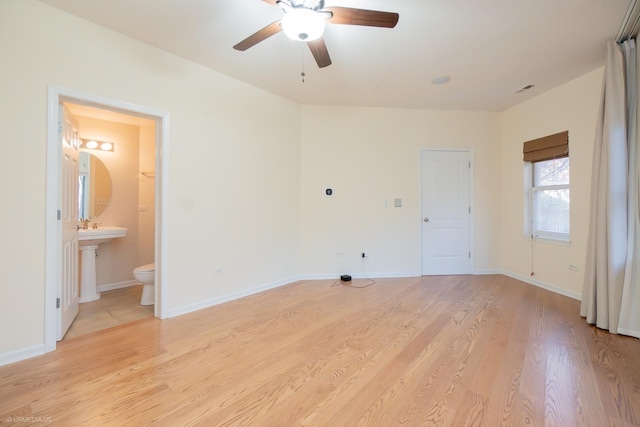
424 217 429 222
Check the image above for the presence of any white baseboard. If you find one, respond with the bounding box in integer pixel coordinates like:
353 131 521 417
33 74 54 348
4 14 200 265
167 276 300 318
298 271 421 281
0 344 45 367
473 269 502 275
354 271 421 279
297 274 337 280
501 270 581 300
97 280 138 293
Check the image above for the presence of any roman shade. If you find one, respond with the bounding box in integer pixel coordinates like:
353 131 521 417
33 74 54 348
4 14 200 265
523 130 569 162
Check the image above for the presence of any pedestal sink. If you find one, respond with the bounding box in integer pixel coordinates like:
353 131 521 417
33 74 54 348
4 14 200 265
78 226 127 303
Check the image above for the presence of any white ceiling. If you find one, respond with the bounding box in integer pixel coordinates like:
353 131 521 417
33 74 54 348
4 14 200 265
41 0 631 111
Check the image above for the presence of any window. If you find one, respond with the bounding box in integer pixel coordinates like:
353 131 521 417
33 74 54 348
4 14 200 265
523 131 570 241
529 158 570 238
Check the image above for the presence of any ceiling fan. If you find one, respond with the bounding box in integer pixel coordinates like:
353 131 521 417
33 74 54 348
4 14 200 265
233 0 399 68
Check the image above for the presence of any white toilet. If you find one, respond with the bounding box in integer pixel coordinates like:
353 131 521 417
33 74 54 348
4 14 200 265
133 263 155 305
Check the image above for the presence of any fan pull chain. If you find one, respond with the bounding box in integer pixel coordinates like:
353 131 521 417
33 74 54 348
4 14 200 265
530 233 535 276
301 46 306 83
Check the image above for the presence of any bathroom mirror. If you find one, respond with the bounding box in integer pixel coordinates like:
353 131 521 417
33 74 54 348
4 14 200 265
78 152 112 219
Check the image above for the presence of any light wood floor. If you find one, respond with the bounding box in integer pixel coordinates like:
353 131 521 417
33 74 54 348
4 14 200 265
63 285 154 340
1 275 640 426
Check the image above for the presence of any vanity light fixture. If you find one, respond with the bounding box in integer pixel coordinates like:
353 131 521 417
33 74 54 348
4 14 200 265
80 139 115 152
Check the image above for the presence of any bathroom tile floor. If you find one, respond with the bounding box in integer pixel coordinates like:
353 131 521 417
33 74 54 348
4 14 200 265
63 285 154 340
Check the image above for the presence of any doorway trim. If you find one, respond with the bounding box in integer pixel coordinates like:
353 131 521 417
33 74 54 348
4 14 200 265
45 85 170 352
419 147 474 275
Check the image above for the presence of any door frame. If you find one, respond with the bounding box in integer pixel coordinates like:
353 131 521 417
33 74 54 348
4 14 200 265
419 148 474 275
45 85 170 352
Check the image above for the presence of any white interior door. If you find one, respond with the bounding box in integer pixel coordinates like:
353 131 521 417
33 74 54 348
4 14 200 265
421 150 471 275
58 104 80 340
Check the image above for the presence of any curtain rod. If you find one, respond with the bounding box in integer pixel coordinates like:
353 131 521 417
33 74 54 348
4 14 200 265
617 0 640 43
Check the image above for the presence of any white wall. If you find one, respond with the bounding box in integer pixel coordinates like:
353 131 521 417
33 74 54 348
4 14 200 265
0 0 300 359
499 68 603 298
138 125 156 267
299 106 502 277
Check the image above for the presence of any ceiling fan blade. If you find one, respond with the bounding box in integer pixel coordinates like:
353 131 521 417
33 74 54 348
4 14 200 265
325 7 399 28
307 38 332 68
233 21 282 51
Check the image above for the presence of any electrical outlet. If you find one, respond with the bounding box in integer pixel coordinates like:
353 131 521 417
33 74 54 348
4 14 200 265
214 268 224 275
568 264 579 271
362 252 366 258
337 252 344 257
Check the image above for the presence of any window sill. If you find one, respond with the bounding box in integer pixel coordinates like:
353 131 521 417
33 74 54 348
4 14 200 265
521 234 571 246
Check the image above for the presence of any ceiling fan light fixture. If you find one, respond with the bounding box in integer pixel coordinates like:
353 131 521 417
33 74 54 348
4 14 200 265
281 8 326 41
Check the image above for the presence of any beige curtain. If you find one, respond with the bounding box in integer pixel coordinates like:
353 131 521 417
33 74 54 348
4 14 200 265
582 40 640 338
581 41 629 332
619 40 640 338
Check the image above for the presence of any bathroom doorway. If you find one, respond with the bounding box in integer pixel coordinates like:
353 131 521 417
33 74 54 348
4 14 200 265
64 102 156 339
44 86 169 353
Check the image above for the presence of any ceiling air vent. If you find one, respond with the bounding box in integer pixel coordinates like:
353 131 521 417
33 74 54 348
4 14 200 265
514 84 535 94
